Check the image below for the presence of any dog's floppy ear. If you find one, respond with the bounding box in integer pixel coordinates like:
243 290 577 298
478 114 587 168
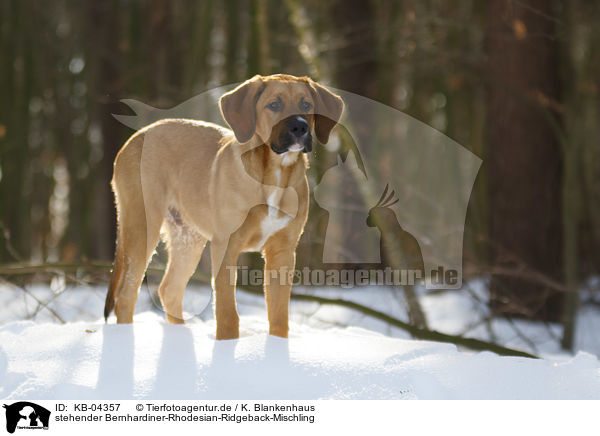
309 81 344 144
219 75 265 143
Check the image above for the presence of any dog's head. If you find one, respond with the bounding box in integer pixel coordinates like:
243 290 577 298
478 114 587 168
219 74 344 154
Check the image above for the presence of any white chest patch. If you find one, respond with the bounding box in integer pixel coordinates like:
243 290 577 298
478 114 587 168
253 190 292 250
258 214 291 248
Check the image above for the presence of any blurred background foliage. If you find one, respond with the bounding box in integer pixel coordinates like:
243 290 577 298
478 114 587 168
1 0 600 349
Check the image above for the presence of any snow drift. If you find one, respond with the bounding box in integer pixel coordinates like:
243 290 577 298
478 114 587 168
1 312 599 400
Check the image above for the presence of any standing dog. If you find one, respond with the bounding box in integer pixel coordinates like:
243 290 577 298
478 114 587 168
104 74 344 339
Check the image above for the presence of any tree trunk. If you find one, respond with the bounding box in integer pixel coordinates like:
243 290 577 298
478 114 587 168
487 0 564 321
86 0 124 260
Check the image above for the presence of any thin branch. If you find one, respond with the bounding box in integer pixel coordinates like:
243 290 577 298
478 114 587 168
0 277 66 324
0 222 23 262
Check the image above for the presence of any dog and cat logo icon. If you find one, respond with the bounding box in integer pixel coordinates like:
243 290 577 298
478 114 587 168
3 402 50 433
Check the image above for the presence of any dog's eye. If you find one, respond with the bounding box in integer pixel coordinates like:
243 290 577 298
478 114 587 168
299 98 312 112
266 99 282 112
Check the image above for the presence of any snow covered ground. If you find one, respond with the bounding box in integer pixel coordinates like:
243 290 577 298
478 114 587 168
1 281 599 399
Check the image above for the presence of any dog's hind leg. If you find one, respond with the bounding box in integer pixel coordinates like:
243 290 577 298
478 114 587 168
158 214 206 324
104 135 164 323
106 196 163 323
111 223 162 323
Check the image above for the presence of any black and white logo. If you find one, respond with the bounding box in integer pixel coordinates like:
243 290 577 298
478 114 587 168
3 402 50 434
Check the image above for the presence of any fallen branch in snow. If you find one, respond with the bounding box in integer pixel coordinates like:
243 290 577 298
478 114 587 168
285 292 538 358
0 262 538 358
286 292 538 358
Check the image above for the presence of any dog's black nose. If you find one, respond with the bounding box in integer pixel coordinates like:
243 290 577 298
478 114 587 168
287 116 309 138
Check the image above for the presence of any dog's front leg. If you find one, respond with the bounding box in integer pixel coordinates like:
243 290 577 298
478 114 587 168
211 237 241 340
263 242 296 338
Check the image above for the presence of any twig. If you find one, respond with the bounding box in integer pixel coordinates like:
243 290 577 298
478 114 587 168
463 283 498 343
503 315 539 355
0 277 66 324
0 222 23 262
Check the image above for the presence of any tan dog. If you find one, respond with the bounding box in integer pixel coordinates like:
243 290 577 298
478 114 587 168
104 74 344 339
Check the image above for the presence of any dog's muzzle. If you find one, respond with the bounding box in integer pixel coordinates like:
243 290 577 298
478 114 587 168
270 116 313 154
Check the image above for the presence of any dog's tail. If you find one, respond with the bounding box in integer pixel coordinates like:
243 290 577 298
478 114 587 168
104 241 123 322
104 269 117 322
104 286 115 323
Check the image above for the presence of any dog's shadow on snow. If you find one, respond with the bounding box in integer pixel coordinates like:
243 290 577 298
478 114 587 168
204 335 290 398
95 322 292 399
151 324 198 398
96 325 134 398
95 323 200 399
